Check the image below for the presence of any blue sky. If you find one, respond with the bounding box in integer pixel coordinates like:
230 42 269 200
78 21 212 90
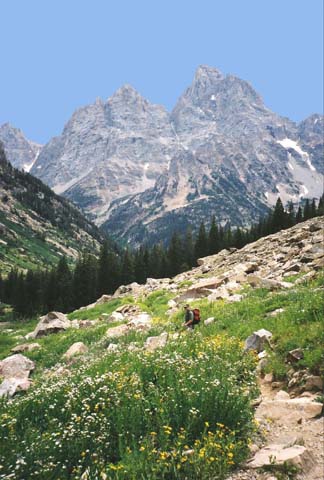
1 0 323 144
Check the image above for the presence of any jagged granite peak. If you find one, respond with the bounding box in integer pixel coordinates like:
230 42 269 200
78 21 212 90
105 83 172 132
31 85 177 222
171 66 280 136
27 65 323 243
0 123 42 172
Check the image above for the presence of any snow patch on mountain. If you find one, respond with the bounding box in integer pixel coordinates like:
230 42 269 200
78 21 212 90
277 138 316 171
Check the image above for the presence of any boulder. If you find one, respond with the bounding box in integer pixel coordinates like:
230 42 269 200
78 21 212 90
107 311 125 323
0 354 35 398
204 317 215 326
0 354 35 379
78 294 112 311
107 343 119 352
201 265 211 274
267 308 285 317
227 294 243 302
256 397 323 422
106 324 129 339
144 332 168 352
127 313 152 331
247 275 292 290
94 294 112 306
113 282 142 297
244 329 272 353
71 319 97 329
248 444 315 470
63 342 88 360
0 378 32 398
274 390 290 400
115 304 142 317
26 311 70 339
287 348 304 363
11 343 40 353
303 375 323 392
167 299 177 309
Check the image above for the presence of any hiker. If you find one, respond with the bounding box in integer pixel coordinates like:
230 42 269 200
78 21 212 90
183 304 201 329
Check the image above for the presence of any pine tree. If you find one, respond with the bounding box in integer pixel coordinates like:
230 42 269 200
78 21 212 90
184 228 195 268
97 241 111 296
287 201 296 227
121 249 135 285
134 246 148 284
194 222 208 260
55 256 73 312
296 206 303 223
168 232 186 276
208 216 219 254
317 194 324 216
272 197 287 232
310 198 317 218
303 199 312 220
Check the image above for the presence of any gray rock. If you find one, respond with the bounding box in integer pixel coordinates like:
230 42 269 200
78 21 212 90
127 313 152 331
11 343 41 353
0 354 35 379
108 311 124 323
204 317 215 326
0 378 32 398
287 348 304 363
26 311 71 339
248 444 314 470
303 375 323 392
244 329 272 353
106 324 129 339
63 342 88 359
0 354 35 398
144 332 168 352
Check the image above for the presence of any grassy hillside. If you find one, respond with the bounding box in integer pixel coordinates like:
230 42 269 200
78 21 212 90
0 269 323 479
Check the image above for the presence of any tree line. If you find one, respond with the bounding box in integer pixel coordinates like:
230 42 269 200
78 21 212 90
1 195 323 318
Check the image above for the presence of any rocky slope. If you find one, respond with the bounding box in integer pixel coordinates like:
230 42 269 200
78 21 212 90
0 143 103 273
0 217 323 479
0 123 42 172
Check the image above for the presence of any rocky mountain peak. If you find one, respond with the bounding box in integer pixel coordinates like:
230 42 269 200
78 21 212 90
190 64 224 98
0 123 41 172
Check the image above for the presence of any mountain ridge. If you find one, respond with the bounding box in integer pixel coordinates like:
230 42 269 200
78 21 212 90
1 66 323 245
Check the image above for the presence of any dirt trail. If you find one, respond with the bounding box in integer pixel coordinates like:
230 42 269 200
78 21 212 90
227 379 324 480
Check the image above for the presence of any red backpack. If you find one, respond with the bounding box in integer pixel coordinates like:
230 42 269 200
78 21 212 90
192 308 201 324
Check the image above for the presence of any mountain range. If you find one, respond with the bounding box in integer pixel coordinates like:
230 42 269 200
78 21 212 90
1 65 323 245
